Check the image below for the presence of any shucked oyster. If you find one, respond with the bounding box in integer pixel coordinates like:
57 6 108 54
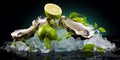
11 17 46 40
61 16 95 38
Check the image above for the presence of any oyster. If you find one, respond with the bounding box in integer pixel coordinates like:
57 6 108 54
61 16 95 38
11 17 46 40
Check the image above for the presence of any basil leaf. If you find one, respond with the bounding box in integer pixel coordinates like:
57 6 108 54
94 22 98 28
98 27 106 32
69 12 79 18
83 44 95 52
72 17 89 26
65 32 74 39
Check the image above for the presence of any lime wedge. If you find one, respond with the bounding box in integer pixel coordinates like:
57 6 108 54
44 3 62 19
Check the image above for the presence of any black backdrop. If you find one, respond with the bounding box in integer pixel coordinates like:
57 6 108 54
0 0 120 60
1 0 120 45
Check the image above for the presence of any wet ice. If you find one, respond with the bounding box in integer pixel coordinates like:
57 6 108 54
7 28 116 53
51 37 77 52
14 41 29 51
84 34 115 50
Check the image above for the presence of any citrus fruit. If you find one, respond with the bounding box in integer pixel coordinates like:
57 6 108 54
37 25 57 40
44 3 62 19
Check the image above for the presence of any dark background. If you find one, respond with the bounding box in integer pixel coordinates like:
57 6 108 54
1 0 120 46
0 0 120 60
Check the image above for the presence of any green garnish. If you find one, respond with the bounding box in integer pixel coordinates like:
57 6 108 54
83 44 95 58
65 32 74 39
94 22 106 33
83 44 95 52
98 27 106 32
94 22 98 29
69 12 89 26
70 12 107 33
69 12 79 18
72 17 89 26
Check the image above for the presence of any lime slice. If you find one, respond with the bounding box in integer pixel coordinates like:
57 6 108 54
44 3 62 19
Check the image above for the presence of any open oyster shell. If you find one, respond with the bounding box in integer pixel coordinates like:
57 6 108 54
11 16 46 40
61 16 95 38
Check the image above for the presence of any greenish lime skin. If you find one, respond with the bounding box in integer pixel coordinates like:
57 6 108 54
44 10 62 19
37 25 57 40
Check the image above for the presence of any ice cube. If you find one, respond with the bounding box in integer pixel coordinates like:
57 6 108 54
15 41 29 51
56 28 67 37
26 31 51 53
74 37 84 49
66 37 77 51
84 34 115 50
51 37 77 52
40 43 51 53
51 39 67 52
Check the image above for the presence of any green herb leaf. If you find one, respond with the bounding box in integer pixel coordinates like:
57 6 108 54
69 12 79 18
83 44 95 52
65 32 74 39
72 17 84 22
72 17 89 26
98 27 106 32
94 22 98 28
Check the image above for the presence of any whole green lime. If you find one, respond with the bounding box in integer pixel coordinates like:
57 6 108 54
37 25 57 40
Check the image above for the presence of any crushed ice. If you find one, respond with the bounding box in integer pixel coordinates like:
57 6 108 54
6 28 115 53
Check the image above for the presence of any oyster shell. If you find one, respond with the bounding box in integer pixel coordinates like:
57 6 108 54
11 16 46 40
61 16 95 38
